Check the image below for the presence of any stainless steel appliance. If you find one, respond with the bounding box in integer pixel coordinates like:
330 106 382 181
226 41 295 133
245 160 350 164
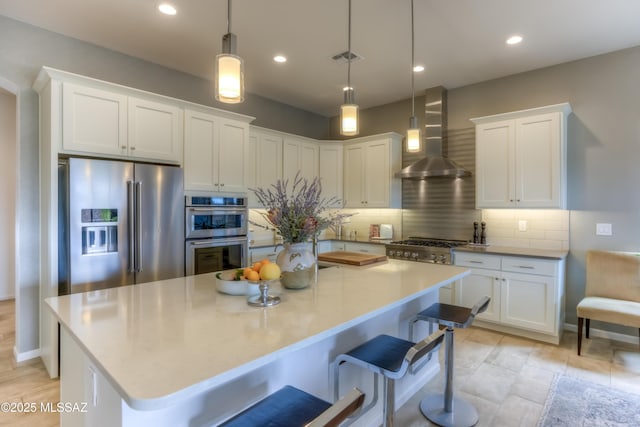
58 158 185 295
385 237 468 264
184 193 248 276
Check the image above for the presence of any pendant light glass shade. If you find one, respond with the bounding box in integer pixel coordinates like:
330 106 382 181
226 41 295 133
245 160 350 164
341 88 359 136
215 0 244 104
340 0 359 136
215 52 244 103
407 116 421 152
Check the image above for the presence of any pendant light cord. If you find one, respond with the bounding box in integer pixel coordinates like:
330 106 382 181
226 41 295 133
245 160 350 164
411 0 415 118
347 0 352 94
227 0 232 34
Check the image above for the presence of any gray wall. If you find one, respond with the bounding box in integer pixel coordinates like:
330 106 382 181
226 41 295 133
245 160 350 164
0 15 329 355
332 45 640 336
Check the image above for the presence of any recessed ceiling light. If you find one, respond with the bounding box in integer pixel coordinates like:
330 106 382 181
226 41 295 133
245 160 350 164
158 2 177 15
506 35 523 45
273 55 287 63
413 65 425 72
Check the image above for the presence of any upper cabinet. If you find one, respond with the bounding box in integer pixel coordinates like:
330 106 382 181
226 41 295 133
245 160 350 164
62 82 183 164
319 143 343 207
184 109 250 193
127 97 183 163
35 66 254 168
283 136 319 183
247 127 283 206
471 103 571 209
343 133 402 208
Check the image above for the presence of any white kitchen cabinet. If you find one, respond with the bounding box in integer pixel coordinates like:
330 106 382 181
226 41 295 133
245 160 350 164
471 103 571 209
62 82 127 157
454 251 564 343
283 136 319 183
184 109 249 192
62 83 183 163
343 133 402 208
128 97 183 163
319 143 343 207
247 127 283 207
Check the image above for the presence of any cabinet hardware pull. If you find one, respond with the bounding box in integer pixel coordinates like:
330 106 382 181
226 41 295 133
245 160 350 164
469 260 484 264
121 145 127 150
131 146 136 150
516 265 535 269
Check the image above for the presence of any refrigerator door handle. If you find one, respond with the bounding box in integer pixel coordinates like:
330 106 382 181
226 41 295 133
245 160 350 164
127 181 135 273
135 181 143 273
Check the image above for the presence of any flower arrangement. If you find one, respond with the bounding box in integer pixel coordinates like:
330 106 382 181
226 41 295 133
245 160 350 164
251 173 352 244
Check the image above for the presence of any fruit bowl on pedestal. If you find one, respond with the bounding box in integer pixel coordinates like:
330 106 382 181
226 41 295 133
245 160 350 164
247 279 281 307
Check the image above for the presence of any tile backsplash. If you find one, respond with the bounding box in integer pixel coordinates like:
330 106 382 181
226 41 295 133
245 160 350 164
248 208 403 242
481 209 570 250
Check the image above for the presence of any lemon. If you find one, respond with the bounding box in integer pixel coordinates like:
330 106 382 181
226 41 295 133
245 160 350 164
260 263 281 281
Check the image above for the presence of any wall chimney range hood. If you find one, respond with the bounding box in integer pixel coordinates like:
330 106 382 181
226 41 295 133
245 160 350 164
396 86 471 179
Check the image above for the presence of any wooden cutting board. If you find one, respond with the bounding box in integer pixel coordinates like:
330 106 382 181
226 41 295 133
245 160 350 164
318 251 388 266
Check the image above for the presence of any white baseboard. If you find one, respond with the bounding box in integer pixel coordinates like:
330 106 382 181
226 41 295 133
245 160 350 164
564 323 639 345
13 346 41 363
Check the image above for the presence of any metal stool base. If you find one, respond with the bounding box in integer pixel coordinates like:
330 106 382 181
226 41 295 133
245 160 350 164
419 394 478 427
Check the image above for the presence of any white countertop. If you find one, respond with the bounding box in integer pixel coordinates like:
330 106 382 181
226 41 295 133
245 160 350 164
45 260 469 411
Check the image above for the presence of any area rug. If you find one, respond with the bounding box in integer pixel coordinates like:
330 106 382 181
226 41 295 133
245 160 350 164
538 374 640 426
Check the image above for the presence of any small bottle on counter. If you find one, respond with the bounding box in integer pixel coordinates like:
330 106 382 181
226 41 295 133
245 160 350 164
480 222 487 245
473 221 479 244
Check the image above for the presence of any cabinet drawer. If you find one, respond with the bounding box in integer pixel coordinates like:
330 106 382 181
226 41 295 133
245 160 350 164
454 252 501 270
501 256 556 276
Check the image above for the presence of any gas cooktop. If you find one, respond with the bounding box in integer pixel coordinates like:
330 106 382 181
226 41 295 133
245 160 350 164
385 237 468 264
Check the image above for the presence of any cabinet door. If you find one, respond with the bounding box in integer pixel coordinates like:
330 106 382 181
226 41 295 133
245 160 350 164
364 140 390 207
247 133 259 205
184 110 217 191
218 120 249 192
500 271 556 333
128 97 183 163
282 139 300 182
344 242 386 255
319 145 343 206
515 112 562 208
250 246 281 264
299 141 319 182
456 269 501 323
62 82 127 156
343 144 365 207
475 120 515 208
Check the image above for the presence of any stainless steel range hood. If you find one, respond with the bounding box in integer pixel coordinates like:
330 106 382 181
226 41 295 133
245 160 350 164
395 86 471 179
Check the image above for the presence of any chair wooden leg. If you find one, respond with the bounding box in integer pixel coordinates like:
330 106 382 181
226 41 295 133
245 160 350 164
577 317 583 356
585 318 590 339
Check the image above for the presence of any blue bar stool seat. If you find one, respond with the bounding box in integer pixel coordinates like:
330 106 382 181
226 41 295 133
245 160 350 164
411 296 491 427
334 330 445 427
219 385 364 427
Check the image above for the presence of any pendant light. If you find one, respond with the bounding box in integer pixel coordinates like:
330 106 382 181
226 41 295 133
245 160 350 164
215 0 244 104
406 0 421 152
340 0 359 136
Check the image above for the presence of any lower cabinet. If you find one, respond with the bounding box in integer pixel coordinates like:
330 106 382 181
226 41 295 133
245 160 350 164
249 246 282 264
454 251 565 343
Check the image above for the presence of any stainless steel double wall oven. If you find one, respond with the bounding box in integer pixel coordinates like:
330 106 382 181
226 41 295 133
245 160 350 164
184 193 248 276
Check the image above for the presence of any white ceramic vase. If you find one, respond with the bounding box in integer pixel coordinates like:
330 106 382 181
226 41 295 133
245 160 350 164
276 242 316 289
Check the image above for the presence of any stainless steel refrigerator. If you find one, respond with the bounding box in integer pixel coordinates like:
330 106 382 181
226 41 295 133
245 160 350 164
58 157 184 295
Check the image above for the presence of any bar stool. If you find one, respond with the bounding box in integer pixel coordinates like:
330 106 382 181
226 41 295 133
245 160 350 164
333 329 445 427
410 296 490 427
218 385 365 427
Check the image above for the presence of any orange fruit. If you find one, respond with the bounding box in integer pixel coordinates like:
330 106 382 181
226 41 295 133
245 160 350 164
246 270 260 282
243 267 253 279
260 259 271 265
252 262 263 272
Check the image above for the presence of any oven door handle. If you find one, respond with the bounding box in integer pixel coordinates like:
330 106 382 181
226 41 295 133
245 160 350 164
187 238 248 246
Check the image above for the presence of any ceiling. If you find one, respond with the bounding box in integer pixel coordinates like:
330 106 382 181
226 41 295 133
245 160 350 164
2 0 640 117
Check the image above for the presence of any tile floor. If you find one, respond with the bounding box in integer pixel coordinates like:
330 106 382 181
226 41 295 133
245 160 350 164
0 297 639 427
395 326 640 427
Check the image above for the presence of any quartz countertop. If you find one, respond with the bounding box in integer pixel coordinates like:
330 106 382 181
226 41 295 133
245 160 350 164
45 259 469 411
455 245 568 260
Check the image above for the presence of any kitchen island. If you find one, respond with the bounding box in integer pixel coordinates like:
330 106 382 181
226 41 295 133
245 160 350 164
46 260 469 427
